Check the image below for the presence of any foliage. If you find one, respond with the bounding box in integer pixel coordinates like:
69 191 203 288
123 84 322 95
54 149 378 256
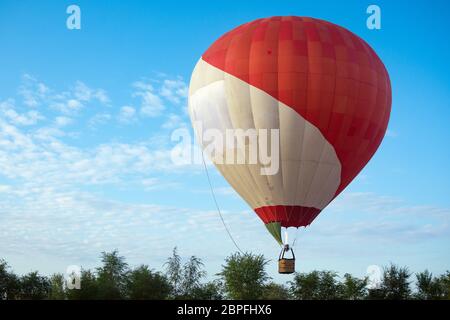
439 271 450 299
379 264 412 300
0 259 20 300
289 270 343 300
341 273 368 300
1 252 449 300
49 273 66 300
164 248 207 299
96 250 129 299
126 265 171 299
19 271 50 300
191 280 224 300
218 252 270 299
65 269 98 300
180 256 207 298
262 282 291 300
165 247 183 297
415 270 442 300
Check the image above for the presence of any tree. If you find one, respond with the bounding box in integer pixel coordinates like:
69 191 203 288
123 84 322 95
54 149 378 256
164 248 208 299
318 271 343 299
218 252 269 300
341 273 368 300
126 265 171 299
290 270 342 300
415 270 443 300
262 282 291 300
437 271 450 300
19 271 50 300
290 271 320 300
165 247 183 298
65 269 99 300
367 287 385 300
191 280 224 300
96 250 129 299
0 259 20 300
49 273 66 300
379 264 411 300
180 256 206 298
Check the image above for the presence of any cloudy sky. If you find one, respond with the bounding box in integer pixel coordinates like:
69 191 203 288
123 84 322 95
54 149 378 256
0 0 449 282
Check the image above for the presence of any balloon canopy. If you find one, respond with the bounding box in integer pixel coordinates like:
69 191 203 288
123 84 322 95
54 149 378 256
188 16 391 245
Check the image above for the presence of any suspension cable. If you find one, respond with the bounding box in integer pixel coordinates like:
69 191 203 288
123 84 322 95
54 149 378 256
200 151 244 254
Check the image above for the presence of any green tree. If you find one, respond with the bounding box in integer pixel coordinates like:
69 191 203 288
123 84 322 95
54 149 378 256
318 271 343 299
290 271 319 299
164 248 208 299
191 280 224 300
0 259 20 300
165 247 183 298
341 273 368 300
19 271 50 300
379 264 411 300
96 250 129 299
437 271 450 299
65 269 99 300
262 282 291 300
126 265 171 299
415 270 443 300
218 252 269 300
49 273 66 300
180 256 206 298
290 270 342 300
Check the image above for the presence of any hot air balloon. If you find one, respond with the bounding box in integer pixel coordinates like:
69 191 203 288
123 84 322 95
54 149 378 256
188 16 391 273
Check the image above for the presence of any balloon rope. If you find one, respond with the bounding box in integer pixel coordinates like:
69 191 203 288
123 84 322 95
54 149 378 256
200 151 244 254
292 227 300 248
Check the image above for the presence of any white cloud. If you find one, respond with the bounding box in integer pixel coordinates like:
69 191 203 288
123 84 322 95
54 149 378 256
141 177 159 187
0 181 265 270
386 129 398 138
50 102 82 114
133 81 165 117
314 192 450 242
74 81 110 104
1 98 45 126
88 113 112 128
161 113 186 129
160 78 188 104
118 105 136 123
140 177 180 191
67 99 83 111
0 116 188 192
18 74 49 107
15 75 110 115
132 76 188 118
213 187 236 196
54 116 72 127
193 186 237 197
33 127 66 141
0 184 12 192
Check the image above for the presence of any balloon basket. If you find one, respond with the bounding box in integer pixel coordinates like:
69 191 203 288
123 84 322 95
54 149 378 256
278 245 295 274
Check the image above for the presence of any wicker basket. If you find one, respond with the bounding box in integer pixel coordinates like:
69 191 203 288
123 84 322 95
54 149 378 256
278 258 295 274
278 245 295 274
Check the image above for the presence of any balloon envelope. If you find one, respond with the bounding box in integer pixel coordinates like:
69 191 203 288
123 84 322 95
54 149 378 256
189 16 391 244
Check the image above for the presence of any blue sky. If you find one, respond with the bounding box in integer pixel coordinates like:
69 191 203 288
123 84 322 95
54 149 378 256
0 0 449 283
